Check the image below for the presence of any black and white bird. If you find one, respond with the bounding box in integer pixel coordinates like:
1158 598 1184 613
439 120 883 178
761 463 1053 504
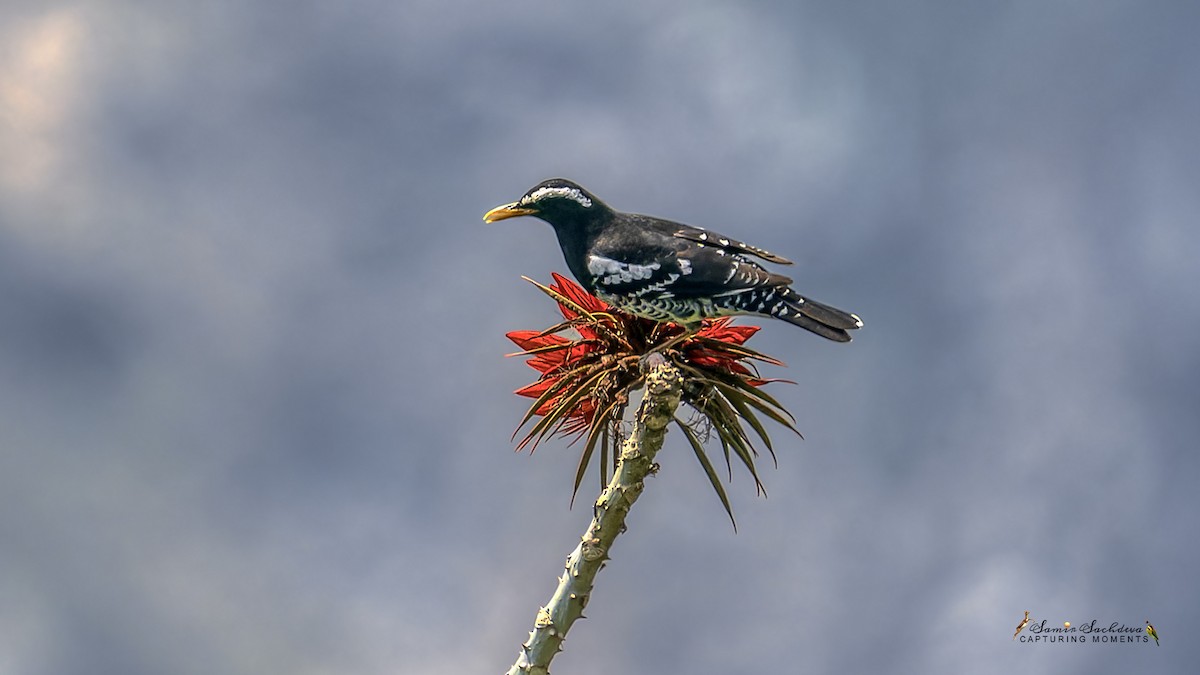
484 178 862 342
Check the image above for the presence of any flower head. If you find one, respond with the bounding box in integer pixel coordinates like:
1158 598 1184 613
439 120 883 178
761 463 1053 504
506 274 800 523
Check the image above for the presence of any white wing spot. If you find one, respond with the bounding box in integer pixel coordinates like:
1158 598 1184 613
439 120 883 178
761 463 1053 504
698 232 708 241
587 255 660 285
679 259 692 275
724 261 739 283
718 238 730 246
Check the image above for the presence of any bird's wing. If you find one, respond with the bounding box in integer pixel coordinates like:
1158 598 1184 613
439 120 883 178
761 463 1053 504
585 242 791 300
669 222 794 265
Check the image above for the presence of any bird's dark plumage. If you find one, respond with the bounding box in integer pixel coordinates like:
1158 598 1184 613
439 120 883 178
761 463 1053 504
485 178 862 342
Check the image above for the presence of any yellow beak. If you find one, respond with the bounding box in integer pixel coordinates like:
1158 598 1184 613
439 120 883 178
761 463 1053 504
483 202 538 223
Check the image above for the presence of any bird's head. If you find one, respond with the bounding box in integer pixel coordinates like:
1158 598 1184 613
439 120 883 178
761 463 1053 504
483 178 608 228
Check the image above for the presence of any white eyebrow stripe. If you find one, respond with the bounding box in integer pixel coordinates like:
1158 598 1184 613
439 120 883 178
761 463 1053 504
523 186 592 208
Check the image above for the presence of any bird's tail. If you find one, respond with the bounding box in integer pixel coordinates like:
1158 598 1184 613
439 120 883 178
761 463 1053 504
773 288 863 343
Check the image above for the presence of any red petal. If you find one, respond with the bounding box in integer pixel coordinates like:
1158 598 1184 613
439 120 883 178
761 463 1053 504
558 399 597 436
551 272 609 314
527 342 597 373
507 330 569 351
528 353 564 371
697 319 759 345
728 325 760 342
686 354 728 370
686 349 755 378
514 378 555 398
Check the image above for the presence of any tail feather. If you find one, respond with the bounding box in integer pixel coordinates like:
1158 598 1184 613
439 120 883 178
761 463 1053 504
710 285 863 343
776 289 862 343
790 295 863 330
779 310 853 342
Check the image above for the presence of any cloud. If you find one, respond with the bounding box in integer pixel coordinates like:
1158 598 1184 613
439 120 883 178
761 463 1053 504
0 9 84 193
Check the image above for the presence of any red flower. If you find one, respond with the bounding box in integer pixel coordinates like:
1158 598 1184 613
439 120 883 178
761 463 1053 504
506 274 785 444
506 273 798 515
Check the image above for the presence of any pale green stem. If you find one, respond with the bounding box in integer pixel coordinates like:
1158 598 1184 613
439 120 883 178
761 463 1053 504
505 356 683 675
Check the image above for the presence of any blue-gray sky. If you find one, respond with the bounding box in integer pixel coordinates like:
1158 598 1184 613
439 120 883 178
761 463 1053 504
2 1 1197 674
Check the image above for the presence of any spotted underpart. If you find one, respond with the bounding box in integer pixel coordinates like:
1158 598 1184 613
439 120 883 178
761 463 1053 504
595 290 719 326
596 285 800 328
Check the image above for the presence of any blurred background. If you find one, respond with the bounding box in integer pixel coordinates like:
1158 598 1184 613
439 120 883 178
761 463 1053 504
1 1 1197 673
